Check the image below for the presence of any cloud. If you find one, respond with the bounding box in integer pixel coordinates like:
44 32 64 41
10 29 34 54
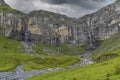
4 0 116 17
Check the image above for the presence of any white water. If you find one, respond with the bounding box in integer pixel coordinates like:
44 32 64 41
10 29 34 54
88 31 95 49
24 29 29 42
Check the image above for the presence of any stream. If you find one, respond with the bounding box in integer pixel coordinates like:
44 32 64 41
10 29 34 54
0 50 94 80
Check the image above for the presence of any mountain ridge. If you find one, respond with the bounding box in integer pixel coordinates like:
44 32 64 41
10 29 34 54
0 0 119 49
0 0 9 6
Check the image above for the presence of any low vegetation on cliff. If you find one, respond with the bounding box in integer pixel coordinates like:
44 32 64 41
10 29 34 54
0 5 24 14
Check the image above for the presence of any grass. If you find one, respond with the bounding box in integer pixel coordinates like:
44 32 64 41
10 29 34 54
28 56 120 80
59 44 87 55
0 35 80 71
92 34 120 61
33 42 58 55
23 56 80 71
0 5 24 14
28 34 120 80
0 34 34 71
33 42 87 56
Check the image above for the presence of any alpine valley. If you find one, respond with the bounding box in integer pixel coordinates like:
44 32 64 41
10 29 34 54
0 0 120 80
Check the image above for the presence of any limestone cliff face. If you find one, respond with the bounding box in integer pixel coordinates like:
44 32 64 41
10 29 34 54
78 1 120 41
27 10 87 46
0 0 120 48
26 0 120 47
0 12 21 37
0 1 26 41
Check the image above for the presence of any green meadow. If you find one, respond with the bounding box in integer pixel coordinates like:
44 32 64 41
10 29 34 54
28 34 120 80
0 35 80 71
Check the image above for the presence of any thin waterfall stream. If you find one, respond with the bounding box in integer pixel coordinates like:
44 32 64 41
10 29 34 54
88 31 95 49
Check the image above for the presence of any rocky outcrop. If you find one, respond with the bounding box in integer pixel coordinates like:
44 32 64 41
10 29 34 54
0 0 25 41
0 11 25 40
26 0 120 47
79 1 120 41
0 0 120 49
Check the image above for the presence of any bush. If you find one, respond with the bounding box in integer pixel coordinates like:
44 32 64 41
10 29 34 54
105 73 111 80
73 78 79 80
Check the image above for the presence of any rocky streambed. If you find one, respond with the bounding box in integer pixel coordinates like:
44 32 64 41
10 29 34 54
0 50 94 80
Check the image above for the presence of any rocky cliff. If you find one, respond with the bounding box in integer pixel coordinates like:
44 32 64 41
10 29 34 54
0 0 25 40
0 0 120 49
0 0 8 6
27 10 87 46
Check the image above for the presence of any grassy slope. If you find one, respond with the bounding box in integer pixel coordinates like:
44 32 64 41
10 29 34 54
0 35 34 71
23 56 79 71
92 34 120 60
59 44 87 55
22 42 84 70
28 34 120 80
28 57 120 80
0 5 24 14
0 35 80 71
33 42 87 56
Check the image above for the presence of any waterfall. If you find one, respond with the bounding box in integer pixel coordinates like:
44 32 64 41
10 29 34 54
70 26 78 43
21 16 29 42
24 29 29 42
72 26 77 40
88 31 95 49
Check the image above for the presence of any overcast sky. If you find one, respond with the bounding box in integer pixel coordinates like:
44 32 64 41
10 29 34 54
4 0 116 18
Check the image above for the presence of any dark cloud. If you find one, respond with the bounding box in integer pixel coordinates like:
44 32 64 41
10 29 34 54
40 0 67 4
40 0 114 9
40 0 106 4
93 0 110 2
4 0 116 17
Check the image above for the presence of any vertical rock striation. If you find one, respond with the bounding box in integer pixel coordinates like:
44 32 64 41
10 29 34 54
0 0 120 48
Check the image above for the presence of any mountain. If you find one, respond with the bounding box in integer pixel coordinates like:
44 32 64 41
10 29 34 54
0 0 8 6
0 0 120 49
1 0 120 79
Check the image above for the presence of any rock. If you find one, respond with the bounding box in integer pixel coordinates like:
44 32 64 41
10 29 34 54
0 0 8 6
0 0 120 49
